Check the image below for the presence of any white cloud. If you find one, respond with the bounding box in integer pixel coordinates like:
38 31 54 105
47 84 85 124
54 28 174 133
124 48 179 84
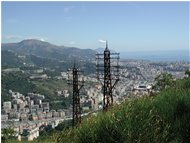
39 38 45 42
64 7 70 13
69 41 75 45
98 39 106 43
2 35 22 39
26 36 47 42
2 35 47 42
63 6 75 13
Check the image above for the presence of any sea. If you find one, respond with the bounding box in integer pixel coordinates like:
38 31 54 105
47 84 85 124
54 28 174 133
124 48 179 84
120 50 190 62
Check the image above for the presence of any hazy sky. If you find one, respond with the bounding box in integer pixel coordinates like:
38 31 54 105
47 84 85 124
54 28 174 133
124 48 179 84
2 1 189 52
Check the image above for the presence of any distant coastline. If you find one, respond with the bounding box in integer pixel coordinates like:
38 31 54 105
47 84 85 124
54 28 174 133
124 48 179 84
120 49 190 62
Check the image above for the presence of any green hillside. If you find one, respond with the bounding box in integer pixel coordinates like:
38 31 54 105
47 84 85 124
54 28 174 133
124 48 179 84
2 39 96 61
1 71 72 110
32 77 190 143
4 76 190 143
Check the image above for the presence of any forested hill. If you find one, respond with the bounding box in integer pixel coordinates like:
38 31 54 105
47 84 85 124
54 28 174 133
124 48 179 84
2 39 96 61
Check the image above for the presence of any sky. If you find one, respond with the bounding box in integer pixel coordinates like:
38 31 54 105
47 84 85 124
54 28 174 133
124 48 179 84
1 1 189 52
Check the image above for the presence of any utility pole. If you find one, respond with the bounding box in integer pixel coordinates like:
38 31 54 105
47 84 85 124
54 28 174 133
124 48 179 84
67 63 84 127
96 41 120 110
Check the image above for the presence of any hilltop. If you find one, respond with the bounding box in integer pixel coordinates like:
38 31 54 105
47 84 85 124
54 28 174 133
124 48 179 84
2 39 96 61
1 40 96 107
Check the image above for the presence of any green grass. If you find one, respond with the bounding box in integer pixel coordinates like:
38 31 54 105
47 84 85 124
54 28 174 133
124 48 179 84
54 78 190 143
11 78 190 143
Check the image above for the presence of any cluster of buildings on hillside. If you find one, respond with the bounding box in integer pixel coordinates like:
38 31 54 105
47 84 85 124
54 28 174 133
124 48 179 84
2 60 189 141
2 90 66 122
1 90 66 141
81 85 103 112
1 87 104 141
113 60 189 98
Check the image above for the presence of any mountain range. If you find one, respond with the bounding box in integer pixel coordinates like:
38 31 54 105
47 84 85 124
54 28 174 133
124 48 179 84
2 39 189 63
2 39 96 61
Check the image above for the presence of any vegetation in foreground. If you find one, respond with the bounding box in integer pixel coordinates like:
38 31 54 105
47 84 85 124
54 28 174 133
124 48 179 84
3 72 190 143
34 76 190 143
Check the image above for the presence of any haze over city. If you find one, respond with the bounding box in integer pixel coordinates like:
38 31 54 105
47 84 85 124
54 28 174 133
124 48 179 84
2 1 189 53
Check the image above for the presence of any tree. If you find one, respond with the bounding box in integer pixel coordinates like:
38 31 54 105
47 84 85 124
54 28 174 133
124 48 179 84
185 70 190 78
1 127 16 143
154 73 174 90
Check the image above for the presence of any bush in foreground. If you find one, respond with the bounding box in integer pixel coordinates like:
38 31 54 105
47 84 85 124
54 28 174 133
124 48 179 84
54 80 190 143
20 78 190 143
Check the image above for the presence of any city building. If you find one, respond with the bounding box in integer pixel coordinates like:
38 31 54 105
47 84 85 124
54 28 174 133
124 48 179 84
20 113 28 122
41 102 49 112
1 115 8 122
57 109 65 118
3 101 12 110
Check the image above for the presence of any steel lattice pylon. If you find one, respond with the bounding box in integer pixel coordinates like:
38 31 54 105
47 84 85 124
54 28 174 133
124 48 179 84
96 41 120 110
67 63 84 127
